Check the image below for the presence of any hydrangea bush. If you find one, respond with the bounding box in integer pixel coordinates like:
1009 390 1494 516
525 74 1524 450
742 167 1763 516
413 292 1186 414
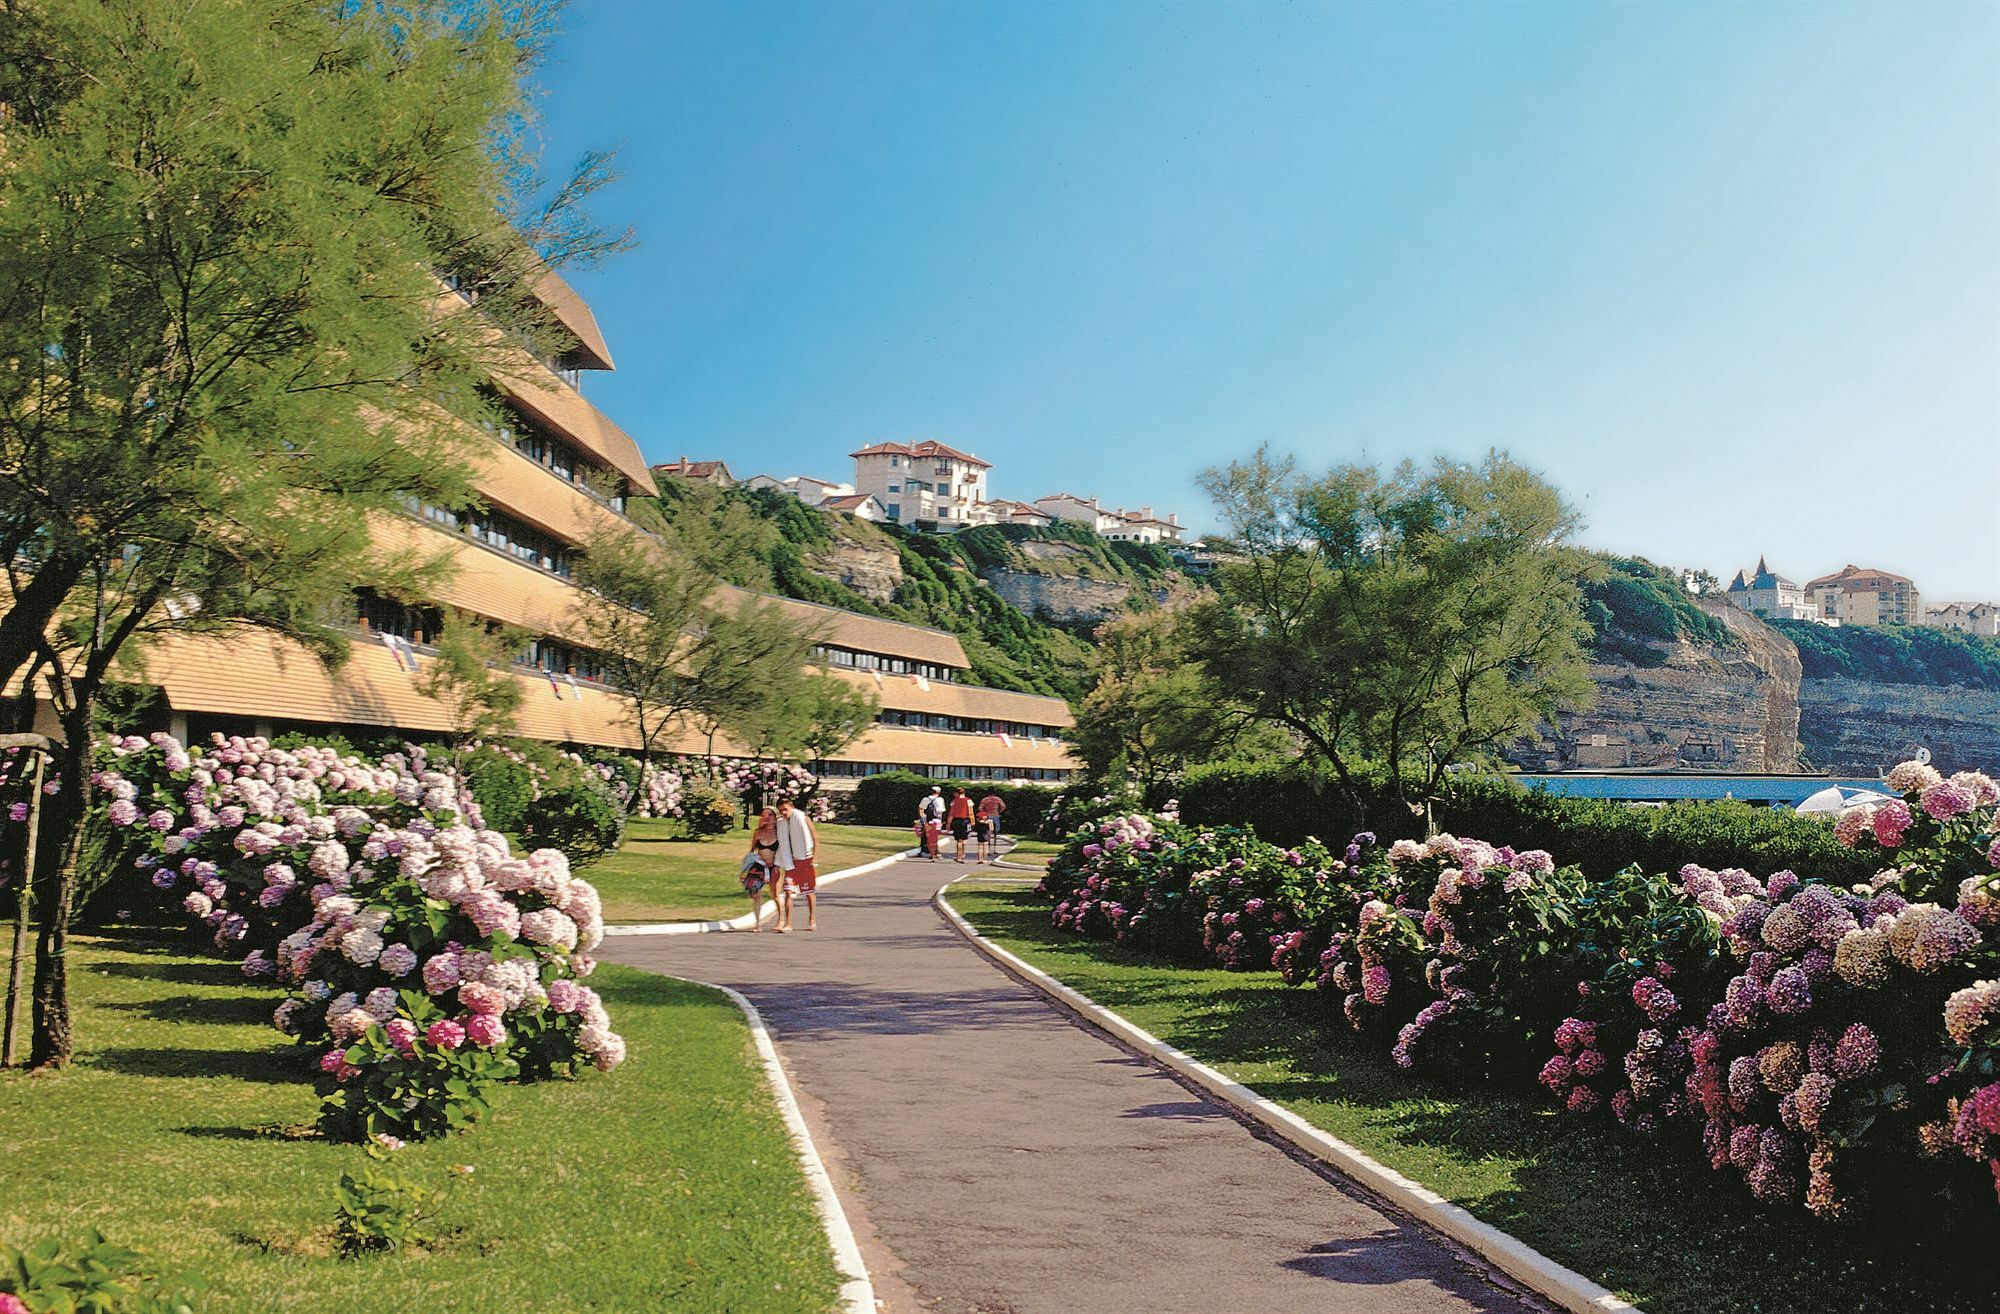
88 733 624 1142
1035 758 2000 1224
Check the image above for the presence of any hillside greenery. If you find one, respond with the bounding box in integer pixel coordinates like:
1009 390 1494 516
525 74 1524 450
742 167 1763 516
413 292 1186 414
645 484 1189 702
1583 555 1738 666
1770 618 2000 690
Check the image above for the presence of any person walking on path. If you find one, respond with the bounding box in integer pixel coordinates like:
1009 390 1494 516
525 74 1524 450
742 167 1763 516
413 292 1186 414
975 790 1005 863
946 788 975 862
919 786 946 862
774 795 820 931
742 806 781 930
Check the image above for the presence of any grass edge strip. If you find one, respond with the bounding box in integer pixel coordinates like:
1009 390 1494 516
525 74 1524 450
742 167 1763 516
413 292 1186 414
933 878 1640 1314
647 970 878 1314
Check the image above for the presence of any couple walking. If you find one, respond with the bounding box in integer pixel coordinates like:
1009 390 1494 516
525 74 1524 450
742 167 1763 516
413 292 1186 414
916 785 1005 863
739 795 819 932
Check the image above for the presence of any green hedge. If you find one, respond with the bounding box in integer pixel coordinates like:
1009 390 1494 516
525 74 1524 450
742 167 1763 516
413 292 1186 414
1174 760 1876 882
849 771 1058 835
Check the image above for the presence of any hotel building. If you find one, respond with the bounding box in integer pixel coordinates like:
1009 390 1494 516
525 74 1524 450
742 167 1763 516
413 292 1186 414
131 275 1078 784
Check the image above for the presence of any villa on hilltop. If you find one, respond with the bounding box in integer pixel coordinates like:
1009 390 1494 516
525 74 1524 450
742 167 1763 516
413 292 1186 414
1806 564 1924 628
1723 557 1982 632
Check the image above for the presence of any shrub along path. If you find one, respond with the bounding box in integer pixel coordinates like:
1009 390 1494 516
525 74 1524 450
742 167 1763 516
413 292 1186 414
602 856 1548 1314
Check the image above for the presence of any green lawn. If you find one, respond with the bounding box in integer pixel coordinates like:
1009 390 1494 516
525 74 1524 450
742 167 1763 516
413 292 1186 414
993 836 1061 866
0 932 845 1313
945 883 2000 1314
592 820 916 923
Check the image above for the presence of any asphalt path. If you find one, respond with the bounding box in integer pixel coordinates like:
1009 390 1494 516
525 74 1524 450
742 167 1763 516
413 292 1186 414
601 855 1548 1314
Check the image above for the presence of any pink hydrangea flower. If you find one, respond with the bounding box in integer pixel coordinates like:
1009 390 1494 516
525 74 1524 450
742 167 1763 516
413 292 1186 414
457 980 506 1015
425 1019 466 1050
464 1013 507 1047
1872 800 1913 848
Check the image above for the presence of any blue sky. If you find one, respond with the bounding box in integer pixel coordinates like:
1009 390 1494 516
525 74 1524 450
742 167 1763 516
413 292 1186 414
535 0 2000 599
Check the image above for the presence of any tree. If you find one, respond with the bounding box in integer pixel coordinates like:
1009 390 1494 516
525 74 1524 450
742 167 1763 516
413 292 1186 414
687 600 825 768
572 490 814 768
766 673 881 781
414 615 527 749
0 0 622 1066
1072 597 1281 792
1192 448 1597 824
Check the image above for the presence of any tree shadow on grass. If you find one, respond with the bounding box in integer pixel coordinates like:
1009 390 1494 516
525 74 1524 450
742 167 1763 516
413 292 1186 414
100 992 275 1028
88 1044 300 1084
94 956 242 988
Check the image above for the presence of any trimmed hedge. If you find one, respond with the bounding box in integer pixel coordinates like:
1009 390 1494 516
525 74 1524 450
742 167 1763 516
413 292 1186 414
1175 760 1876 883
850 771 1057 834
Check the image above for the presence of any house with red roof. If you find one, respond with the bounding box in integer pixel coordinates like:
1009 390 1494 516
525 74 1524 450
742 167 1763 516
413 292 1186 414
851 440 995 528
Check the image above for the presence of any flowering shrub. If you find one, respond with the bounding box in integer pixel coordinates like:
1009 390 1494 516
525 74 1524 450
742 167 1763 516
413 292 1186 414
1034 756 2000 1225
84 733 623 1142
721 760 815 807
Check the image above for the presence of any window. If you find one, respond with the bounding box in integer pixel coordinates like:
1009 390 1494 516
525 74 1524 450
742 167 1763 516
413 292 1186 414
890 455 902 468
885 505 900 522
888 483 900 493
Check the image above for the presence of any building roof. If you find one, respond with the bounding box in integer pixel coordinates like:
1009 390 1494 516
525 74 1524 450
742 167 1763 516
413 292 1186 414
491 362 658 496
1728 555 1797 592
850 440 992 469
652 458 733 480
714 586 971 669
827 667 1074 726
994 500 1051 519
1113 508 1180 528
1805 564 1917 592
1035 492 1101 508
790 474 846 490
527 266 615 372
820 493 880 514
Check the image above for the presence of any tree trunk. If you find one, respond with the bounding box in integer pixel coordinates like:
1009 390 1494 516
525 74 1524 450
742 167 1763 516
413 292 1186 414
0 556 84 695
2 752 43 1067
29 707 92 1069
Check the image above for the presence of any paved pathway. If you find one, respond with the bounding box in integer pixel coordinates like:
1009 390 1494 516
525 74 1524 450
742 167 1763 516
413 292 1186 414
602 857 1546 1314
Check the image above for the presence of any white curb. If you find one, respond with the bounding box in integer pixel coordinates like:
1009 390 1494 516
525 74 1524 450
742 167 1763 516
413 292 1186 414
603 849 919 937
661 972 877 1314
934 880 1641 1314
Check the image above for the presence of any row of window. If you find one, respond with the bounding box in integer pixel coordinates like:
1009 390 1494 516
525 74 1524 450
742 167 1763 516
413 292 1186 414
353 592 610 685
481 395 627 513
414 499 576 578
877 710 1063 739
817 760 1073 783
815 645 957 683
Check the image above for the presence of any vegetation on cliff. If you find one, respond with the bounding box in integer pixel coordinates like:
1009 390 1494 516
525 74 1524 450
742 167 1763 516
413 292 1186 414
1583 555 1739 666
1771 619 2000 690
644 484 1188 701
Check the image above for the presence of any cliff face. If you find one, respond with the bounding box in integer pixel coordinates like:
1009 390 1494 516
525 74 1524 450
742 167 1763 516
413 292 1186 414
1797 679 2000 777
1510 600 1802 772
808 534 902 606
981 569 1139 625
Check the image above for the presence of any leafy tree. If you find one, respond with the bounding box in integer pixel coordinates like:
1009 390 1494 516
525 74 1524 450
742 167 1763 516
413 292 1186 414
414 615 527 749
683 597 824 767
765 673 882 780
0 0 621 1066
1072 595 1280 791
572 490 812 766
1192 448 1597 825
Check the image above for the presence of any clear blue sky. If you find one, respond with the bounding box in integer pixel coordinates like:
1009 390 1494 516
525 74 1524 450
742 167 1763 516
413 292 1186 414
535 0 2000 599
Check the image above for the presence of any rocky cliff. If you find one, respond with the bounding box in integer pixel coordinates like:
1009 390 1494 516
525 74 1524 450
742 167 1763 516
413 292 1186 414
980 568 1141 625
1510 600 1803 772
1796 679 2000 777
808 533 902 606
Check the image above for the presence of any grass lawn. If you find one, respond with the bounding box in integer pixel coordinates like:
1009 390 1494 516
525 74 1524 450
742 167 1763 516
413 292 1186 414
945 883 2000 1314
592 820 915 923
0 932 844 1313
993 836 1061 866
